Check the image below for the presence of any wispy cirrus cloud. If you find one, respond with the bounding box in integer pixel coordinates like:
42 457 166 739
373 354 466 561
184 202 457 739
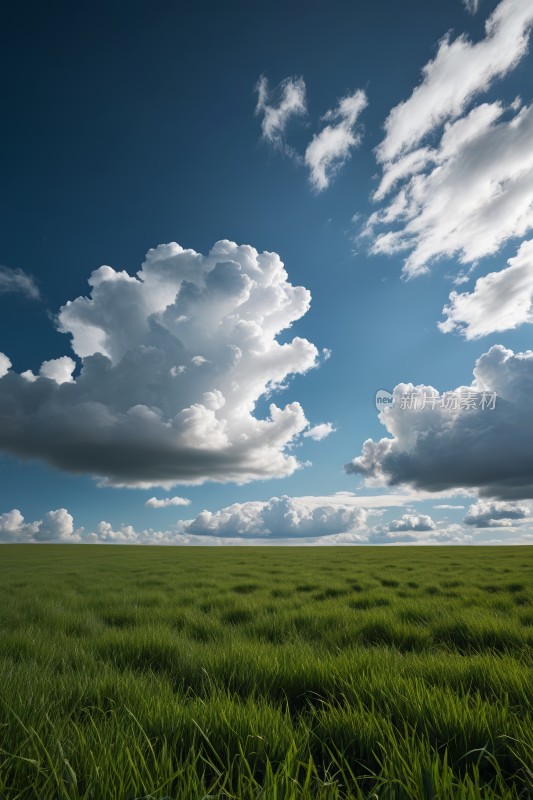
464 0 481 14
364 0 533 279
377 0 533 164
440 238 533 338
303 422 336 441
367 99 533 277
0 265 40 300
254 75 307 154
305 90 367 191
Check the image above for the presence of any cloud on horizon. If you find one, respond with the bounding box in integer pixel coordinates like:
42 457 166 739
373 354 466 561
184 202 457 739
0 496 478 545
0 508 81 543
180 494 369 538
463 499 529 527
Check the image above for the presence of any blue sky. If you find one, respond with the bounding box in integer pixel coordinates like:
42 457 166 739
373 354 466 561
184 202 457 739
1 0 533 544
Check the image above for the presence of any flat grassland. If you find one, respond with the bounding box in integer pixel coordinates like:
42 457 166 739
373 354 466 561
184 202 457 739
0 545 531 799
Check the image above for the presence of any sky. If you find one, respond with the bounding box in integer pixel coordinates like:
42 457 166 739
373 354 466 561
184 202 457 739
1 0 533 545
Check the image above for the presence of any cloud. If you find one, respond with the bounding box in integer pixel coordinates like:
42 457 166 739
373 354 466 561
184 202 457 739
4 493 522 546
367 100 533 276
181 494 368 538
304 90 367 191
303 422 336 440
440 239 533 338
377 0 533 163
366 515 472 544
0 508 81 542
34 508 82 542
0 509 40 542
0 265 40 300
345 344 533 499
145 496 191 509
366 513 437 543
464 499 528 526
0 240 321 487
387 513 436 532
464 0 480 13
434 504 465 509
0 353 11 378
255 75 307 153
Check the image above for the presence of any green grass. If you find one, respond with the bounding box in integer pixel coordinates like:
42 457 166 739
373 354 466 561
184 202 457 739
0 545 531 799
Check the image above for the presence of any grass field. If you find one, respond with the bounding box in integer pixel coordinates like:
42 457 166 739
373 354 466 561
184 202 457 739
0 545 531 799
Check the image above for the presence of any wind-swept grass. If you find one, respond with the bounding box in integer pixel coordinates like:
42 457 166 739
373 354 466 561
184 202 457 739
0 545 531 798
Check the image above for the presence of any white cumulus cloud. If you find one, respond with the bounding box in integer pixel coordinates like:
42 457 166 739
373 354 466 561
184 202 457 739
0 509 40 542
0 240 322 487
145 496 191 509
181 494 368 538
346 344 533 500
464 499 529 527
0 353 11 378
0 508 82 542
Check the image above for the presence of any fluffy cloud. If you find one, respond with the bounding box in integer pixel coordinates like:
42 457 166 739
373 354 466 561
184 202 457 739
368 100 533 276
304 90 367 191
0 508 81 542
0 265 40 300
377 0 533 163
35 508 82 542
0 240 321 487
3 494 523 546
346 344 533 499
181 494 368 538
255 75 307 153
440 239 533 338
145 496 191 509
0 353 11 378
303 422 336 441
366 513 440 544
464 499 528 527
387 513 436 532
0 509 40 542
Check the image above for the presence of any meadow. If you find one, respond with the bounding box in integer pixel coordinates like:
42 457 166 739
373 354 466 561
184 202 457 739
0 544 531 799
